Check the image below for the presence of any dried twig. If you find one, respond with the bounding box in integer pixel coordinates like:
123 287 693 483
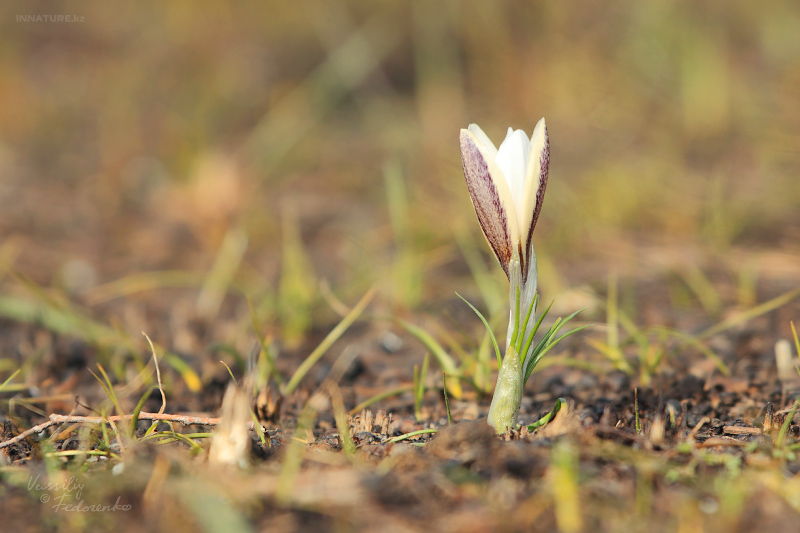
0 419 57 449
723 425 761 436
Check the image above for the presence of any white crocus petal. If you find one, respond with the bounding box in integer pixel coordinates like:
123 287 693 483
460 128 521 278
495 127 533 227
520 118 549 264
467 123 499 161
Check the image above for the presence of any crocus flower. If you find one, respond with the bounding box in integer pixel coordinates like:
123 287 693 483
460 118 550 431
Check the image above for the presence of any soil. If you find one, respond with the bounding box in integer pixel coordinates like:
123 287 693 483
2 253 800 532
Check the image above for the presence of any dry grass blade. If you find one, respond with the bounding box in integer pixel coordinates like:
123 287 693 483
85 270 206 305
142 332 166 415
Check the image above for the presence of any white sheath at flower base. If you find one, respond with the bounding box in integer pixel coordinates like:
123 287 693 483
460 118 550 432
486 343 523 431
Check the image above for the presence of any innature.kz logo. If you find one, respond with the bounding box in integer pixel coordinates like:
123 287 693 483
17 15 85 23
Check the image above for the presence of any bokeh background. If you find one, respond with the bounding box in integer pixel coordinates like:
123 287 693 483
1 0 799 371
3 3 800 531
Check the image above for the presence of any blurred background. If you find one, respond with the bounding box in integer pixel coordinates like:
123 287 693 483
1 0 799 382
4 4 800 529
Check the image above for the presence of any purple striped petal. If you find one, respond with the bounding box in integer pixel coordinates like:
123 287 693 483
460 130 516 278
521 119 549 281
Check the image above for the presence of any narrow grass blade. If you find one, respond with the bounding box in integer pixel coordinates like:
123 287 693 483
276 397 320 505
526 398 567 431
284 287 375 395
699 286 800 340
520 299 554 364
148 431 205 452
655 328 730 376
397 319 462 398
456 292 501 368
247 296 282 386
279 208 317 346
525 324 592 381
130 385 157 438
91 365 125 418
443 373 452 426
328 383 356 457
777 394 800 449
523 309 590 385
456 231 504 316
679 265 722 316
0 295 117 346
0 368 21 393
607 272 620 353
515 292 538 355
164 353 203 392
89 365 130 450
551 441 582 533
414 353 429 421
386 428 437 443
197 227 248 318
777 323 800 448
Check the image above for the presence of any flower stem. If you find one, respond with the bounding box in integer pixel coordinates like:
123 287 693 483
508 284 521 360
